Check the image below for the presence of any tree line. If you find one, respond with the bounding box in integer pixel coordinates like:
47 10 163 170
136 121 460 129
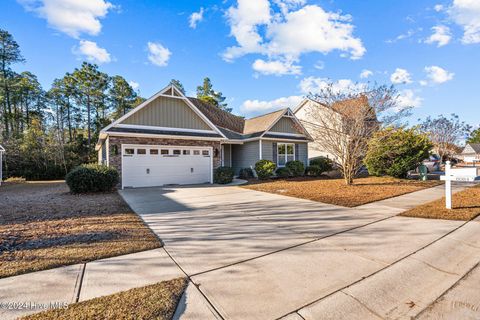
0 28 229 180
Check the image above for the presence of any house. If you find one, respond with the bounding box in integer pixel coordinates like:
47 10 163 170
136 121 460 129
458 143 480 164
293 96 375 161
96 84 312 188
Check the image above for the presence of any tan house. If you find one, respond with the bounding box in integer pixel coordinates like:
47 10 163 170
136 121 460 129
96 84 312 188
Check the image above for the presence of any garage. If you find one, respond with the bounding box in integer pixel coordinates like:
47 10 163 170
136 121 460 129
121 144 213 188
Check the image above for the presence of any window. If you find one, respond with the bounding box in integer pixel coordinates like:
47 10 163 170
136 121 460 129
124 148 134 155
277 143 295 166
193 150 200 155
150 149 159 155
183 150 190 155
161 149 169 155
202 150 209 156
173 149 181 155
137 149 146 155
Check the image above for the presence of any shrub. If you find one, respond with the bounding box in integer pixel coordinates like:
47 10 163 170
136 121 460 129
239 167 254 179
364 127 432 178
254 160 276 180
276 167 291 178
305 165 323 177
285 160 305 177
309 157 333 174
66 164 119 193
214 166 234 184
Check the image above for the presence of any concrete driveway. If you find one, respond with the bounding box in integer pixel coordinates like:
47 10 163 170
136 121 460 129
120 183 479 320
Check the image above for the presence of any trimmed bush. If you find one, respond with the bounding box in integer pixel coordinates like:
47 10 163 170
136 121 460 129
66 164 119 193
364 127 432 178
214 166 234 184
305 165 323 177
239 167 254 179
285 160 305 177
254 160 276 180
276 167 291 178
309 157 333 174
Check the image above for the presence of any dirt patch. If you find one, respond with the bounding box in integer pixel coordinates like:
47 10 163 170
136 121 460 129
243 176 441 207
22 277 187 320
0 182 161 278
400 185 480 221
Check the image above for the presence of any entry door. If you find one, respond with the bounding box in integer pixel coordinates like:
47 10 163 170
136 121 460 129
122 145 212 188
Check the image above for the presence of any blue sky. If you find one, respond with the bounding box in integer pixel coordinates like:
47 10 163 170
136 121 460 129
1 0 479 125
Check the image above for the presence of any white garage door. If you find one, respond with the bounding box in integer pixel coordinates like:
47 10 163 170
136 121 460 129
122 144 212 188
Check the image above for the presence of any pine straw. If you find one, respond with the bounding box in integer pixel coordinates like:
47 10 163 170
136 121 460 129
400 184 480 221
0 182 161 278
244 176 441 207
22 277 187 320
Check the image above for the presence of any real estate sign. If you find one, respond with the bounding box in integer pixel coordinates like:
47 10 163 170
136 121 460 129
440 162 480 209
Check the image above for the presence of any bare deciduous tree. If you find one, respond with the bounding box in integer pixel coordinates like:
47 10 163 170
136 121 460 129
302 83 411 185
419 114 471 161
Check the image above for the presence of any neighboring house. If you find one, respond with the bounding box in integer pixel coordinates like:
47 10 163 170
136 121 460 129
96 84 312 188
458 143 480 164
293 97 375 162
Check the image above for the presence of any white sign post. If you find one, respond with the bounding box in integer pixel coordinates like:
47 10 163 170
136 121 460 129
445 161 452 209
441 161 480 209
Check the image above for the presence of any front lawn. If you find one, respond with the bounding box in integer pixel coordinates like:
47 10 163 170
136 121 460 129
400 184 480 221
22 277 187 320
0 182 161 278
243 176 441 207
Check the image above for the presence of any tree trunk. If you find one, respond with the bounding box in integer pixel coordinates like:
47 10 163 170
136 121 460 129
87 96 91 147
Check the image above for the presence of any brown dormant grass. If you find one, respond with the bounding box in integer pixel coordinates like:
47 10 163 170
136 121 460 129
0 182 161 278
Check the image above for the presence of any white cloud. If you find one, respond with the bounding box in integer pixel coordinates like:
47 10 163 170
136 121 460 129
448 0 480 44
390 68 412 84
423 65 454 84
128 80 139 90
223 1 365 74
147 42 171 67
18 0 113 38
252 58 301 75
73 40 111 64
434 4 444 12
425 25 452 47
360 69 373 79
240 95 303 115
397 89 423 108
189 7 204 29
299 77 367 95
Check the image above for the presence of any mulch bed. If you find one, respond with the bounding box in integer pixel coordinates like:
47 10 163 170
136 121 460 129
0 182 161 278
243 176 441 207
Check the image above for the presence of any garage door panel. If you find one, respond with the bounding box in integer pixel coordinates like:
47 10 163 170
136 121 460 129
122 145 212 188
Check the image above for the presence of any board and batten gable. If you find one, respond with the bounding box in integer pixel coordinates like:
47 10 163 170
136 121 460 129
232 141 260 174
120 95 212 130
269 117 302 134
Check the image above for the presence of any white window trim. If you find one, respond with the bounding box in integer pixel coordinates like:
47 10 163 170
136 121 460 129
277 143 295 167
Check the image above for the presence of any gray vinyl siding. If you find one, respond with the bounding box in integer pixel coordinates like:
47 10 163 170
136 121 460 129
121 96 211 130
223 144 232 167
297 142 308 166
261 140 273 161
269 117 301 134
232 141 260 174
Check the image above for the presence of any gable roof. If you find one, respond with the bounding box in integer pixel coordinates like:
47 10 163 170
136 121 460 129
466 143 480 154
99 83 311 143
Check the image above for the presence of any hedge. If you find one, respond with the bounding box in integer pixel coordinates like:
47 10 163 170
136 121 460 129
214 166 234 184
66 164 119 193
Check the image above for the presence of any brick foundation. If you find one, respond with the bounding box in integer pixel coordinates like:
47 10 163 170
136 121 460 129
107 136 222 185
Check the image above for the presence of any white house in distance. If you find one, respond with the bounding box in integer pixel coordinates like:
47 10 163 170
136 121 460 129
458 143 480 164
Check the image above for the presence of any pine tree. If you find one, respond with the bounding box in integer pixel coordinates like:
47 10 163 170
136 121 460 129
196 77 231 112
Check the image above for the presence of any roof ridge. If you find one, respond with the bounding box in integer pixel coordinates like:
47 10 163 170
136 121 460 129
246 108 287 120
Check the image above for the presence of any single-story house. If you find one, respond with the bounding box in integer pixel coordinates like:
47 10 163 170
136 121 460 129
458 143 480 164
96 84 312 188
